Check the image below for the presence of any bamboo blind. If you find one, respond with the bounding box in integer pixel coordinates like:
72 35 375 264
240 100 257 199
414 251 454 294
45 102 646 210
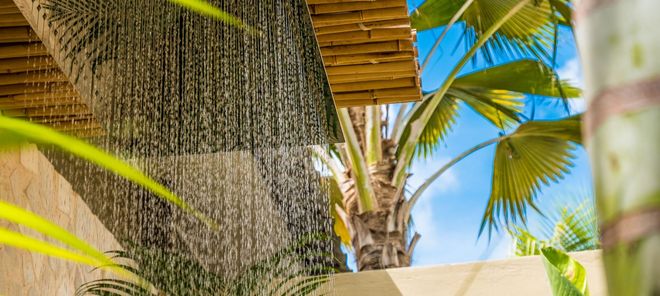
0 0 102 137
308 0 422 107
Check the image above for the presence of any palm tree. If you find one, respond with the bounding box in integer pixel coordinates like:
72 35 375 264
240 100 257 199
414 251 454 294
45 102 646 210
315 0 581 271
574 1 660 295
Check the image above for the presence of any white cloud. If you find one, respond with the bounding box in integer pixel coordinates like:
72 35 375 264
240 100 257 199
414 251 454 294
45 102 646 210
557 57 587 113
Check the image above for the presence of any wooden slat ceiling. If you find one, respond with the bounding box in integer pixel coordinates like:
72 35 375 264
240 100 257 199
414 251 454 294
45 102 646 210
0 0 102 137
308 0 422 108
1 0 422 139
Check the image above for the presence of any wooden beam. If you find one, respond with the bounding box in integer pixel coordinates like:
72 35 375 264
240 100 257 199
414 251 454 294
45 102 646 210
316 27 411 43
0 95 79 109
29 114 95 124
331 77 418 92
0 83 73 96
328 70 417 84
0 26 38 43
324 51 415 66
4 104 91 117
0 43 48 59
325 61 417 76
320 40 413 56
311 7 408 27
310 0 404 14
0 71 68 86
0 56 58 73
0 13 28 27
314 19 410 35
333 87 421 102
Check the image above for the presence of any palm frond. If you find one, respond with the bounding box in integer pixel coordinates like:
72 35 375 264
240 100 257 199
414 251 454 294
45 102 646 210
412 0 573 63
510 198 599 256
399 60 576 161
480 115 582 235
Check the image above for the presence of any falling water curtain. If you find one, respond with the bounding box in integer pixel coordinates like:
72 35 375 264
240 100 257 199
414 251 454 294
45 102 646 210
40 0 341 288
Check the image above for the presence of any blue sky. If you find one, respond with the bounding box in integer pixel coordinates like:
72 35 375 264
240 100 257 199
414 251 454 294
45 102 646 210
402 1 594 267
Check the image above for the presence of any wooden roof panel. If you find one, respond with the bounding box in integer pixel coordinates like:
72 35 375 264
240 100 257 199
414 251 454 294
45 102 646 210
308 0 422 107
0 1 101 136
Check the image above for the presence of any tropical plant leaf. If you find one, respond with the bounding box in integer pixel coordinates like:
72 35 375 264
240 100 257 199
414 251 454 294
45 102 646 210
400 60 577 160
510 199 599 257
480 115 582 234
452 60 581 99
541 247 590 296
411 0 572 63
0 115 214 228
327 178 351 247
167 0 249 29
0 200 113 267
0 227 101 267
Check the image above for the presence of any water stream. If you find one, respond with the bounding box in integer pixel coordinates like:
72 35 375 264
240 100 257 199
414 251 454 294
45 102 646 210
38 0 340 294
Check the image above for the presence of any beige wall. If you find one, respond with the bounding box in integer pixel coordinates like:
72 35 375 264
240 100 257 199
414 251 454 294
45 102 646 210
330 250 606 296
0 145 121 295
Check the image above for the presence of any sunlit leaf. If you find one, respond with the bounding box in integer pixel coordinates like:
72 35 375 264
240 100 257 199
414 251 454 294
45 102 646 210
541 247 590 296
412 0 573 62
0 227 101 267
480 115 582 235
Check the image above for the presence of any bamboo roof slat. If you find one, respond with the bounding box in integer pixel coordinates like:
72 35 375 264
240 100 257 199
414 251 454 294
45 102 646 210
309 0 422 107
0 3 98 135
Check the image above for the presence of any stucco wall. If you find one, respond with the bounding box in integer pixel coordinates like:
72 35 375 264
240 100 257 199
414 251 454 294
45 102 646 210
0 145 121 295
330 250 606 296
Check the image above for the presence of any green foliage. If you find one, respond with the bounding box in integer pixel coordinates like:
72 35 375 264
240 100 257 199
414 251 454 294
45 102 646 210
0 201 133 279
480 115 583 234
76 234 335 296
510 199 599 256
400 60 577 160
541 247 590 296
411 0 573 62
167 0 250 29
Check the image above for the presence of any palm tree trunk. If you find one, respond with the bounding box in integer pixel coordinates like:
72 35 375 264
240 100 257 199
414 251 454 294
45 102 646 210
575 1 660 295
342 107 418 271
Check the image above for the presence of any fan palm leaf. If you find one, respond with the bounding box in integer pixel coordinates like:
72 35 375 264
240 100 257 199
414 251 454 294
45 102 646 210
480 115 582 234
510 199 599 256
398 59 579 160
411 0 572 62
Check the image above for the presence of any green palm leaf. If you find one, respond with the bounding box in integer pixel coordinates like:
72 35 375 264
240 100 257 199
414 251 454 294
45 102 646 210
411 0 572 62
399 60 577 160
480 115 582 234
541 247 590 296
510 199 599 256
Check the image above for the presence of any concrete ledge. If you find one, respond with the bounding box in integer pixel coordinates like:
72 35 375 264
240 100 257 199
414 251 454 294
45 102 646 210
329 250 605 296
